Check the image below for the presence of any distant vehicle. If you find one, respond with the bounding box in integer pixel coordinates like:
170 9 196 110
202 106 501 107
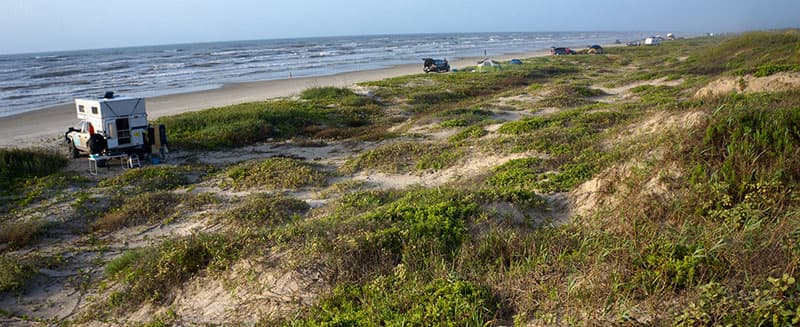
65 92 161 158
645 37 661 46
587 45 604 54
509 59 523 65
423 58 450 73
550 47 575 55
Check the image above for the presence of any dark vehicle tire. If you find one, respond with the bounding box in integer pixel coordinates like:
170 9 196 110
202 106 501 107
88 134 107 155
68 141 79 159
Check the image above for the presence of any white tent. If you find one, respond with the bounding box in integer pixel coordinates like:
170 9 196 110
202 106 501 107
476 59 502 72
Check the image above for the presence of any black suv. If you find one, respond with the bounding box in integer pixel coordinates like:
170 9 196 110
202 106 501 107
550 47 575 55
423 58 450 73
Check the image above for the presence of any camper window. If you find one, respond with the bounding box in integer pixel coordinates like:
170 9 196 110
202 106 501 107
91 107 98 114
78 105 85 113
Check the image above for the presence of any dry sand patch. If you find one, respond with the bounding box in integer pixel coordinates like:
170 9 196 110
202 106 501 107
694 72 800 97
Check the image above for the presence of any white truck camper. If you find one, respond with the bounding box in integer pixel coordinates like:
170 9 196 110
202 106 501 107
65 92 167 159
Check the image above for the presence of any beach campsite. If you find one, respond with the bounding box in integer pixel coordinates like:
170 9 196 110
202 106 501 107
2 1 800 326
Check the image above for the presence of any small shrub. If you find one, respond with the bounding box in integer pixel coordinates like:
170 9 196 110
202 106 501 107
0 148 66 187
342 142 462 174
753 63 800 77
676 274 800 326
0 219 49 250
222 193 309 226
449 126 488 143
300 86 356 101
103 233 243 307
93 191 182 232
98 166 191 193
0 256 35 292
299 276 498 326
489 157 544 187
156 100 326 150
224 157 327 190
538 85 603 108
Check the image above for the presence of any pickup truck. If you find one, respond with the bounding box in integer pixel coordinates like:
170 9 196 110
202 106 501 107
65 92 151 158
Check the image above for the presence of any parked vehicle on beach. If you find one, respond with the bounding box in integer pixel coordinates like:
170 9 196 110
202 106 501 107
65 92 162 158
423 58 450 73
587 45 604 54
550 47 575 55
645 37 662 46
509 59 523 65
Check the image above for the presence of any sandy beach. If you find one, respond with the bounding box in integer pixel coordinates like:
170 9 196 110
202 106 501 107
0 50 549 147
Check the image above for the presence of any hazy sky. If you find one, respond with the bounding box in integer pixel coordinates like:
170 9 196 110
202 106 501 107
2 0 798 54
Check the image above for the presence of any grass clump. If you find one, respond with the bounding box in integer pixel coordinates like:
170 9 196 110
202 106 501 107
0 255 35 292
0 148 66 189
158 86 381 149
437 108 494 128
276 188 478 284
449 126 488 143
98 165 193 193
156 100 325 150
342 142 463 174
221 193 309 226
675 275 800 326
300 86 357 101
103 233 243 308
693 93 800 205
224 157 327 190
0 148 68 210
93 191 183 232
296 275 498 326
538 84 603 108
0 219 50 251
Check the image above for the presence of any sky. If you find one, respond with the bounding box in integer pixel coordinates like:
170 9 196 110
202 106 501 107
2 0 798 54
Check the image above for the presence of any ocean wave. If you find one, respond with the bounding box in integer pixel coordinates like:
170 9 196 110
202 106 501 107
0 85 28 91
30 69 83 79
34 55 67 62
4 94 33 100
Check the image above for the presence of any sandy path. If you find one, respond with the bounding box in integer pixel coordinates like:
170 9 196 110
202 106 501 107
0 50 549 148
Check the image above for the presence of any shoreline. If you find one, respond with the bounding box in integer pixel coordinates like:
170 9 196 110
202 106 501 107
0 49 551 147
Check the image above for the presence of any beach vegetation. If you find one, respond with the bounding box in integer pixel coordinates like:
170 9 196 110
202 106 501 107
0 219 50 251
0 255 36 293
92 191 183 232
341 141 463 174
102 233 244 309
157 89 381 149
537 84 604 108
223 157 328 190
0 148 68 211
9 30 800 326
219 193 309 227
684 30 800 75
98 165 197 194
449 125 488 143
293 276 497 326
0 148 66 188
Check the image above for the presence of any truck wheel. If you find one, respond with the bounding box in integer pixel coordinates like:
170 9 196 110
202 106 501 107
68 141 79 159
88 134 107 155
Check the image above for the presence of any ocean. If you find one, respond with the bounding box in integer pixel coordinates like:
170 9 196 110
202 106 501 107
0 31 648 117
